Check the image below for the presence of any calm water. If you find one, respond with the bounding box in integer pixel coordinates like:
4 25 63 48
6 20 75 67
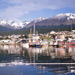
0 45 75 75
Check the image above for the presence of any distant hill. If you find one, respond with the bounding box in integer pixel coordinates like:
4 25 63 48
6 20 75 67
0 25 14 32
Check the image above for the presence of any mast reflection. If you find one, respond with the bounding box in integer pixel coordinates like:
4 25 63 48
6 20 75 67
0 45 74 63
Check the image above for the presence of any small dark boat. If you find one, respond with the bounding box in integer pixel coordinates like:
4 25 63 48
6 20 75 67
29 44 42 48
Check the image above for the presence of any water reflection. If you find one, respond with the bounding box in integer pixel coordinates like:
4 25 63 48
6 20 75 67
0 45 21 54
0 45 75 75
36 64 75 75
0 45 75 63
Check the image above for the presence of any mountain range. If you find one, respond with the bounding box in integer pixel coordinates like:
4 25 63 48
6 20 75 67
0 19 30 30
0 13 75 35
26 13 75 28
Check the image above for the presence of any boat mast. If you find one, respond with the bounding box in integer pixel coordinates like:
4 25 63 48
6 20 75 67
30 29 32 38
33 20 36 35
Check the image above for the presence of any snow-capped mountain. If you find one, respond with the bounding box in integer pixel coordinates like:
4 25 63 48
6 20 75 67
0 13 75 30
0 19 30 29
23 21 30 25
35 17 46 22
26 13 75 28
26 17 46 28
53 13 75 20
0 13 75 34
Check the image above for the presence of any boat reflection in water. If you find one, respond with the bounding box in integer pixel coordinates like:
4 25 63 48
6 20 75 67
0 45 75 75
0 45 75 63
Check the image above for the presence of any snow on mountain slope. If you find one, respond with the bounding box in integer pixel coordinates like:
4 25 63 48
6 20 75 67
25 17 46 28
0 20 7 26
0 13 75 29
53 13 75 20
35 17 46 22
26 13 75 28
0 20 30 29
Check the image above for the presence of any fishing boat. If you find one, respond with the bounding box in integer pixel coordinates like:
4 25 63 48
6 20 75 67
0 40 16 45
21 39 29 48
49 39 65 47
29 35 43 48
69 39 75 46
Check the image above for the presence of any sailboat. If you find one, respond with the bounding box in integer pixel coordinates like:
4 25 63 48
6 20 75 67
29 20 43 48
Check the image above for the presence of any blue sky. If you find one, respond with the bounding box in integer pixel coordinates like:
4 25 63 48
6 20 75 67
0 0 75 21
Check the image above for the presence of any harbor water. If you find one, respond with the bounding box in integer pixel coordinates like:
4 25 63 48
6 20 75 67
0 45 75 75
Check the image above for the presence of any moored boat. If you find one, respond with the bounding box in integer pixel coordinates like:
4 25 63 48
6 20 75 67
69 39 75 46
20 39 29 48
